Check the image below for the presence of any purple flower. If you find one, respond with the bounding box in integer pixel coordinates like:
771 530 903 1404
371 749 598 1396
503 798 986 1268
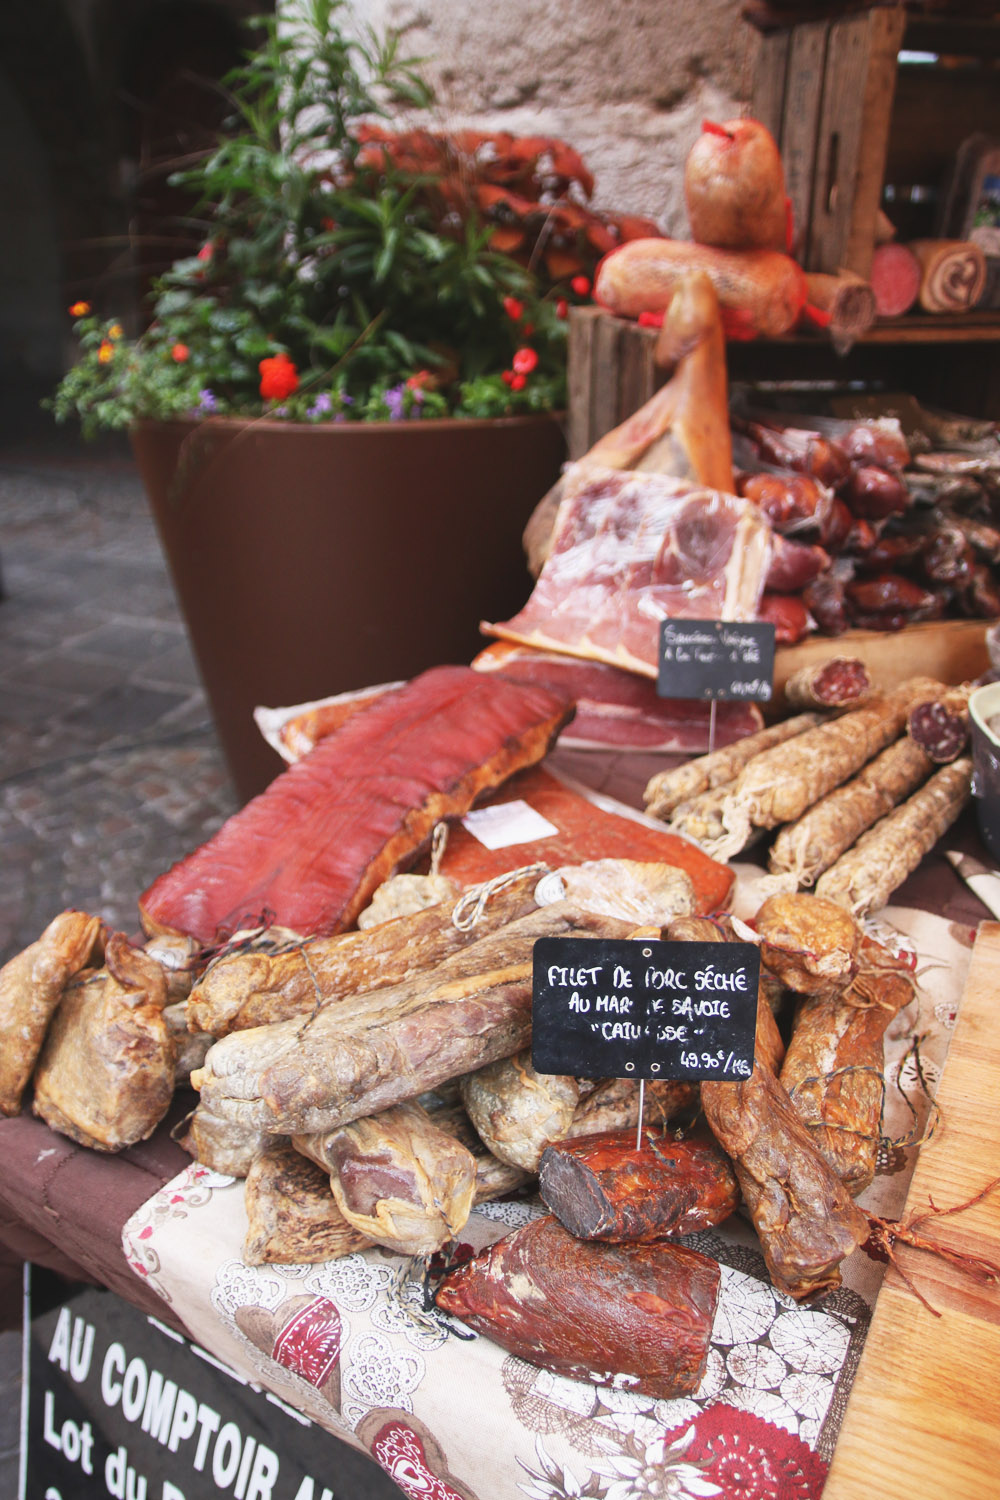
307 392 333 418
197 388 217 413
384 383 407 421
340 392 354 406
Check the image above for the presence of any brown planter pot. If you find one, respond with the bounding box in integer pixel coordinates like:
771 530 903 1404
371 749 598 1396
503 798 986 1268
131 414 565 802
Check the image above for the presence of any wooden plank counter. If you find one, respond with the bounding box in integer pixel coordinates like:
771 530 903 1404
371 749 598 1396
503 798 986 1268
823 921 1000 1499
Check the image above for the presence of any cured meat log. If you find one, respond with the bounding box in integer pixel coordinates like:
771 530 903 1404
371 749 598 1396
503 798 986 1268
435 1213 719 1399
669 917 868 1299
0 910 105 1116
768 736 934 889
294 1099 529 1258
712 676 948 856
538 1126 740 1242
243 1142 369 1266
869 242 921 317
643 712 820 822
471 641 764 754
139 666 574 946
783 657 871 710
752 893 862 999
907 687 972 764
779 938 915 1194
700 1059 868 1300
568 1076 698 1135
297 1101 478 1257
485 467 773 680
910 239 987 313
32 933 175 1152
460 1052 580 1172
187 869 542 1037
815 758 973 917
190 903 640 1140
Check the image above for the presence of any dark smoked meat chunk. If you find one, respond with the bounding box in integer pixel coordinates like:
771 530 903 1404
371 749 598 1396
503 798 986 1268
538 1125 739 1242
434 1213 719 1400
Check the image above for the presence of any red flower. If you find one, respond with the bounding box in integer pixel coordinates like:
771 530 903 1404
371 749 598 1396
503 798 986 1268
556 298 569 319
502 296 524 321
570 274 591 296
510 372 527 391
171 343 190 362
259 353 299 400
406 369 432 389
197 243 213 262
501 370 514 386
512 346 538 375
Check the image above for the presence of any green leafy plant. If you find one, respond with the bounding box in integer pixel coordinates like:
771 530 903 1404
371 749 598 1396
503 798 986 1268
50 0 603 436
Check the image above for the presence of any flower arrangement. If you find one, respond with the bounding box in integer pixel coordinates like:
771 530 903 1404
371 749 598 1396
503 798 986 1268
51 0 653 438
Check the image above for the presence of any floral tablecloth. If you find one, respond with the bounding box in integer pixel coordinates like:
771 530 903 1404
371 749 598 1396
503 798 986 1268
122 899 975 1500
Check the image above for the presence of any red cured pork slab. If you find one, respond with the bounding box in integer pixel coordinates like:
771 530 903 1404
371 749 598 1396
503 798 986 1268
434 765 735 914
472 641 763 752
483 466 772 677
139 666 574 945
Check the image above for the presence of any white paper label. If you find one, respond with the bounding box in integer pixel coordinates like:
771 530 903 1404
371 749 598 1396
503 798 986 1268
461 799 559 850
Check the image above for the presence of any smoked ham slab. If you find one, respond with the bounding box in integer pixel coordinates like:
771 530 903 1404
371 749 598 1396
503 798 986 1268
139 666 574 945
483 467 772 678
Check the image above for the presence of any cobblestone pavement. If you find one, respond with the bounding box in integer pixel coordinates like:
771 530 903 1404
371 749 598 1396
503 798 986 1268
0 436 240 965
1 434 240 1495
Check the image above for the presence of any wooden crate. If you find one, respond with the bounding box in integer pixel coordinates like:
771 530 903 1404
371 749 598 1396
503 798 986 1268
751 6 906 277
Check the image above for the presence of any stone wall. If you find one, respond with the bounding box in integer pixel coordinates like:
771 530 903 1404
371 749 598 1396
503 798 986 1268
347 0 761 236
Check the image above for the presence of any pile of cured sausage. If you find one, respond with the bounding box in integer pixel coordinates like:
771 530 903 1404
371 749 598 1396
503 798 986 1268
0 659 961 1400
645 668 974 905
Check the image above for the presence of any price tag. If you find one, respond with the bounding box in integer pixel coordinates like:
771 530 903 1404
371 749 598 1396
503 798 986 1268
658 619 775 702
532 937 758 1081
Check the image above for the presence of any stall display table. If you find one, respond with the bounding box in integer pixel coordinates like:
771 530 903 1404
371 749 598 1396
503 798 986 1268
2 746 999 1500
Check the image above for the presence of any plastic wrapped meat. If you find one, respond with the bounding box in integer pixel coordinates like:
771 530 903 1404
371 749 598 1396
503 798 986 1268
483 467 773 678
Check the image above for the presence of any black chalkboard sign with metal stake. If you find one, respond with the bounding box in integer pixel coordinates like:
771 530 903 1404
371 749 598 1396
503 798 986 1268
532 937 758 1097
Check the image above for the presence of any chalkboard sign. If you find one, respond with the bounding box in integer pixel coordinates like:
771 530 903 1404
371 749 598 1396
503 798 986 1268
532 937 758 1081
658 619 775 702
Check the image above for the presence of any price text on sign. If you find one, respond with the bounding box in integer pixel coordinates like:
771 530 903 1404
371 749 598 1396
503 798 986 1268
657 619 775 702
531 938 758 1081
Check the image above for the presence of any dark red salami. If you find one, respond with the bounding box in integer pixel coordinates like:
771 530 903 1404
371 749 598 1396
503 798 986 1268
434 1214 719 1399
907 692 971 763
538 1126 739 1242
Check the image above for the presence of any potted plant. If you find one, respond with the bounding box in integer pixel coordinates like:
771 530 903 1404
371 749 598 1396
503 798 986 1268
50 0 653 799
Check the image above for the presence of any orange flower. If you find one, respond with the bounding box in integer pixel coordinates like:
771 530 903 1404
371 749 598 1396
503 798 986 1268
69 301 91 317
171 344 190 362
108 323 123 340
98 341 114 363
259 353 299 401
406 370 433 390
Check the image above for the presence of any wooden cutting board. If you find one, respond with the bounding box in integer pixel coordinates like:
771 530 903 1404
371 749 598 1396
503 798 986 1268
822 920 1000 1498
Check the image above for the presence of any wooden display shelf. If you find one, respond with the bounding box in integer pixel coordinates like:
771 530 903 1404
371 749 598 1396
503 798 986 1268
772 618 989 707
822 921 1000 1500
